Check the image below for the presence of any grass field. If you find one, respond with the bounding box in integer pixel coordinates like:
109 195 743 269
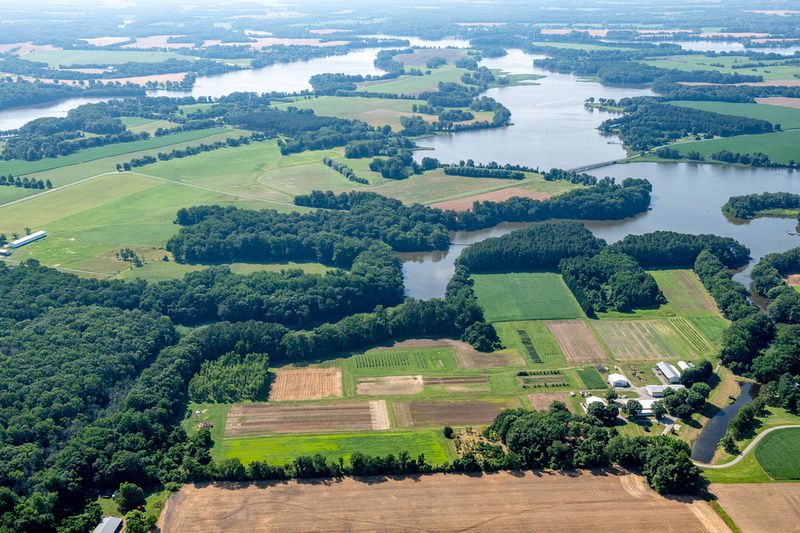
672 129 800 163
348 348 457 378
670 101 800 130
649 269 721 317
472 272 584 322
358 66 465 95
493 321 568 367
754 427 800 480
642 54 800 81
576 366 607 389
22 49 194 67
219 431 451 465
120 260 334 282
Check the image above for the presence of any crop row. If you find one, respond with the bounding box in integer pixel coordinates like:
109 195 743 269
517 370 561 376
669 318 714 354
521 382 569 389
351 352 411 369
593 322 674 360
517 330 543 363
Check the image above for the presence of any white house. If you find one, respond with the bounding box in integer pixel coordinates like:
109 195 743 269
607 373 629 387
646 384 685 397
657 362 681 384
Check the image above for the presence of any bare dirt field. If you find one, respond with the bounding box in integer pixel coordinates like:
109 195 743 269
270 368 342 401
394 399 519 428
787 274 800 287
369 337 522 368
424 376 490 392
713 483 800 532
546 320 609 364
224 400 388 435
158 470 729 533
428 188 552 212
528 392 574 412
757 97 800 109
357 375 423 396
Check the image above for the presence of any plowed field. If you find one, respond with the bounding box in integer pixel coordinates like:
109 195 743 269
357 376 423 396
159 470 730 533
546 320 608 363
713 483 800 532
270 368 342 401
528 392 574 412
224 401 388 435
394 399 518 428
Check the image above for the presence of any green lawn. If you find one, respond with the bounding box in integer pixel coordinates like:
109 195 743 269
347 348 457 378
576 367 607 389
22 49 194 67
642 54 800 81
669 101 800 130
754 427 800 480
472 272 584 322
672 129 800 164
220 431 451 466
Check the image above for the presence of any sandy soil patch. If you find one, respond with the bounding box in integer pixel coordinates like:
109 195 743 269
424 376 490 392
546 320 609 364
357 375 423 396
79 37 130 47
122 36 192 49
369 400 390 430
394 399 519 428
713 483 800 532
682 80 800 87
270 368 342 401
528 392 574 412
786 274 800 287
224 401 375 436
757 97 800 109
158 470 728 533
429 188 551 212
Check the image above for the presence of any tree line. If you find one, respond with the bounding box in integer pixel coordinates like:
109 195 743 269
722 192 800 219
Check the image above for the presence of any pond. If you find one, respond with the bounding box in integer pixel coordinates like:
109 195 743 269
690 382 757 463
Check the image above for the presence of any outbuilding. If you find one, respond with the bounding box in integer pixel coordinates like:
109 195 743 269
677 361 691 371
92 517 123 533
646 384 685 397
638 399 659 416
8 231 46 248
607 373 629 387
585 396 606 407
0 249 9 256
656 362 681 384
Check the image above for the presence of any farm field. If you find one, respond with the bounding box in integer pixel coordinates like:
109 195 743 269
672 129 800 163
356 375 424 396
21 49 194 67
528 392 573 411
576 366 607 389
546 320 609 363
427 187 551 211
224 401 389 436
669 100 800 129
714 483 800 532
472 272 585 322
269 368 343 401
753 427 800 480
158 470 728 533
120 259 335 283
357 65 465 95
591 321 677 360
393 399 520 428
494 321 567 366
220 431 450 466
347 348 457 377
642 54 800 81
649 269 721 317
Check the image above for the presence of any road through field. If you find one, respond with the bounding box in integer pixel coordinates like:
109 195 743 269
694 425 800 468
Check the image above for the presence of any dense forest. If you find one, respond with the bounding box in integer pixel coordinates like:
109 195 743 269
722 192 800 219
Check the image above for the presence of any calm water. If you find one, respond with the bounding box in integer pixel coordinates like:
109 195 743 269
691 382 756 463
665 41 800 56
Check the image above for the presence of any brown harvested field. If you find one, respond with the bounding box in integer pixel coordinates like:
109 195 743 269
787 274 800 287
270 368 342 401
528 392 574 412
756 97 800 109
713 483 800 532
394 399 519 428
158 470 730 533
393 48 465 67
224 400 389 435
428 188 551 212
357 375 423 396
424 376 490 392
546 320 609 364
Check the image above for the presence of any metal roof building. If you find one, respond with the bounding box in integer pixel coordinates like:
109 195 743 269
677 361 691 371
8 231 46 248
607 373 629 387
656 362 681 384
646 384 685 397
585 396 606 406
92 517 123 533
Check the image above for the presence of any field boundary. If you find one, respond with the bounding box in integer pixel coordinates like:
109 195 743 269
695 425 800 468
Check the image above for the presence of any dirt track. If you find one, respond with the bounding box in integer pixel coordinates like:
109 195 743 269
158 470 730 532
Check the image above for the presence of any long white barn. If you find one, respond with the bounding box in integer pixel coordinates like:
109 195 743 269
8 231 46 248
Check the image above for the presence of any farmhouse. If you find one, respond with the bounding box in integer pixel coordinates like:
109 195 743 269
677 361 691 371
656 362 681 384
646 384 685 397
8 231 46 248
607 373 629 387
92 516 123 533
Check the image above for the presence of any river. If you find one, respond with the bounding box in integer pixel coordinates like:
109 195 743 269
690 382 757 463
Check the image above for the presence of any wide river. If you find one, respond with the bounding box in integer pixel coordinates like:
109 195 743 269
1 45 797 300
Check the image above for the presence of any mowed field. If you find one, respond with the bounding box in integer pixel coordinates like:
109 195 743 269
591 321 677 360
269 368 343 401
546 320 609 363
649 269 721 317
472 273 585 322
158 470 730 533
673 129 800 163
754 427 800 479
669 101 800 129
428 187 551 212
714 483 800 532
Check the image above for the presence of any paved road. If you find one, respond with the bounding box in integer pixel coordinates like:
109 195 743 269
693 424 800 468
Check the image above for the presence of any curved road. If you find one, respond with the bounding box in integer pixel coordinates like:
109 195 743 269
693 425 800 469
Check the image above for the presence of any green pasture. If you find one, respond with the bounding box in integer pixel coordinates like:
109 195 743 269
649 269 721 317
530 41 633 52
120 260 334 283
754 427 800 480
472 272 584 322
219 431 451 465
701 454 772 484
493 321 567 367
121 118 181 134
347 348 457 378
576 367 606 389
672 129 800 164
688 316 730 345
669 101 800 130
358 66 465 94
642 54 800 81
22 49 194 67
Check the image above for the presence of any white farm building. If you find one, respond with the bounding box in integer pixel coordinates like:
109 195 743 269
657 362 681 384
585 396 606 407
8 231 45 248
677 361 691 371
646 384 685 397
607 373 629 387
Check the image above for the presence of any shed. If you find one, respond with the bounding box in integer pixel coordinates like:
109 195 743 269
607 373 629 387
8 231 46 248
92 517 123 533
646 384 685 397
656 362 681 384
0 249 9 256
677 361 690 371
638 399 659 416
585 396 606 407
